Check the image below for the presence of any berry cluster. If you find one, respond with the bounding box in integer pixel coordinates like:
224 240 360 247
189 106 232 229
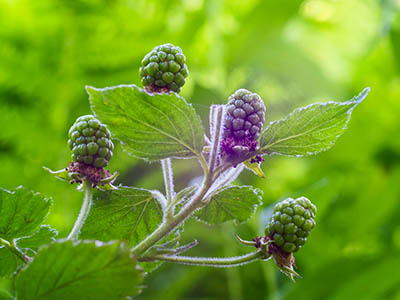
221 89 266 160
139 43 189 93
224 89 265 140
265 197 316 253
68 115 114 168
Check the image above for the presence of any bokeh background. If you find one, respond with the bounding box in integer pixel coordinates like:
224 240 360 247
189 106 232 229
1 0 400 299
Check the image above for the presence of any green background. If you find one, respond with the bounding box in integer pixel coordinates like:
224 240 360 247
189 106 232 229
1 0 400 299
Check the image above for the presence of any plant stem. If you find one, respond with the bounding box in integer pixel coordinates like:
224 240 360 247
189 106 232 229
67 180 93 240
161 158 174 204
132 179 209 255
132 154 210 256
197 153 210 178
0 237 29 263
208 105 224 175
205 164 244 200
138 251 269 267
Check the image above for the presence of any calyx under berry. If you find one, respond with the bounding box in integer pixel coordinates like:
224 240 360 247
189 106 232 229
45 115 118 189
237 196 317 280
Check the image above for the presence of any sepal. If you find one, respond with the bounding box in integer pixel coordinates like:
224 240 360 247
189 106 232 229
43 167 70 182
96 171 119 191
44 164 119 190
244 155 265 178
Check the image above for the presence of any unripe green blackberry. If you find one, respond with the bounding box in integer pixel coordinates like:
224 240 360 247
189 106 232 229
224 89 266 140
265 197 316 253
139 43 189 93
68 115 114 168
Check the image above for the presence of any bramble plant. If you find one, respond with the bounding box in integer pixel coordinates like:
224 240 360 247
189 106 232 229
0 43 370 299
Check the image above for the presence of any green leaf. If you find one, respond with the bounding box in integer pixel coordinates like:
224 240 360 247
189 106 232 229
87 84 205 161
0 248 17 278
17 225 57 251
1 225 58 278
80 186 164 247
16 240 143 300
195 186 263 225
0 187 55 277
259 88 370 156
0 186 52 239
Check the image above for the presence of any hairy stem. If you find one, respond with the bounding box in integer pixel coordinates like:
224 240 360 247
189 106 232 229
132 154 210 256
208 105 224 174
0 237 29 263
161 158 174 204
67 180 93 240
205 164 244 200
138 251 269 267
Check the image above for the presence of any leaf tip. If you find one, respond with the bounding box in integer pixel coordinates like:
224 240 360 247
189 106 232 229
85 86 103 102
362 86 371 94
355 87 370 104
85 85 96 94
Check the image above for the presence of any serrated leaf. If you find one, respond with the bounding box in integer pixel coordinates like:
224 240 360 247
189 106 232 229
195 186 263 225
80 186 164 247
15 240 143 300
0 186 52 239
87 84 205 161
16 225 57 251
1 225 57 278
259 88 370 156
0 187 55 277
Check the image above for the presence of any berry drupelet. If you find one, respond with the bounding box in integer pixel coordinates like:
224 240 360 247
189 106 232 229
68 115 114 168
221 89 266 163
139 43 189 93
265 197 317 253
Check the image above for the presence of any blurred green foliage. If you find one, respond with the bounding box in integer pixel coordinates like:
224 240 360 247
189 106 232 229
1 0 400 299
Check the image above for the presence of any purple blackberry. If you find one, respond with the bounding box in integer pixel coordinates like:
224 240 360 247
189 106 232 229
224 89 265 140
221 89 266 160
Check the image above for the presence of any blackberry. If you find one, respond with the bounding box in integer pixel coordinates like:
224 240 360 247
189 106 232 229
68 115 114 168
221 89 266 161
265 197 316 253
139 43 189 93
224 89 266 140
